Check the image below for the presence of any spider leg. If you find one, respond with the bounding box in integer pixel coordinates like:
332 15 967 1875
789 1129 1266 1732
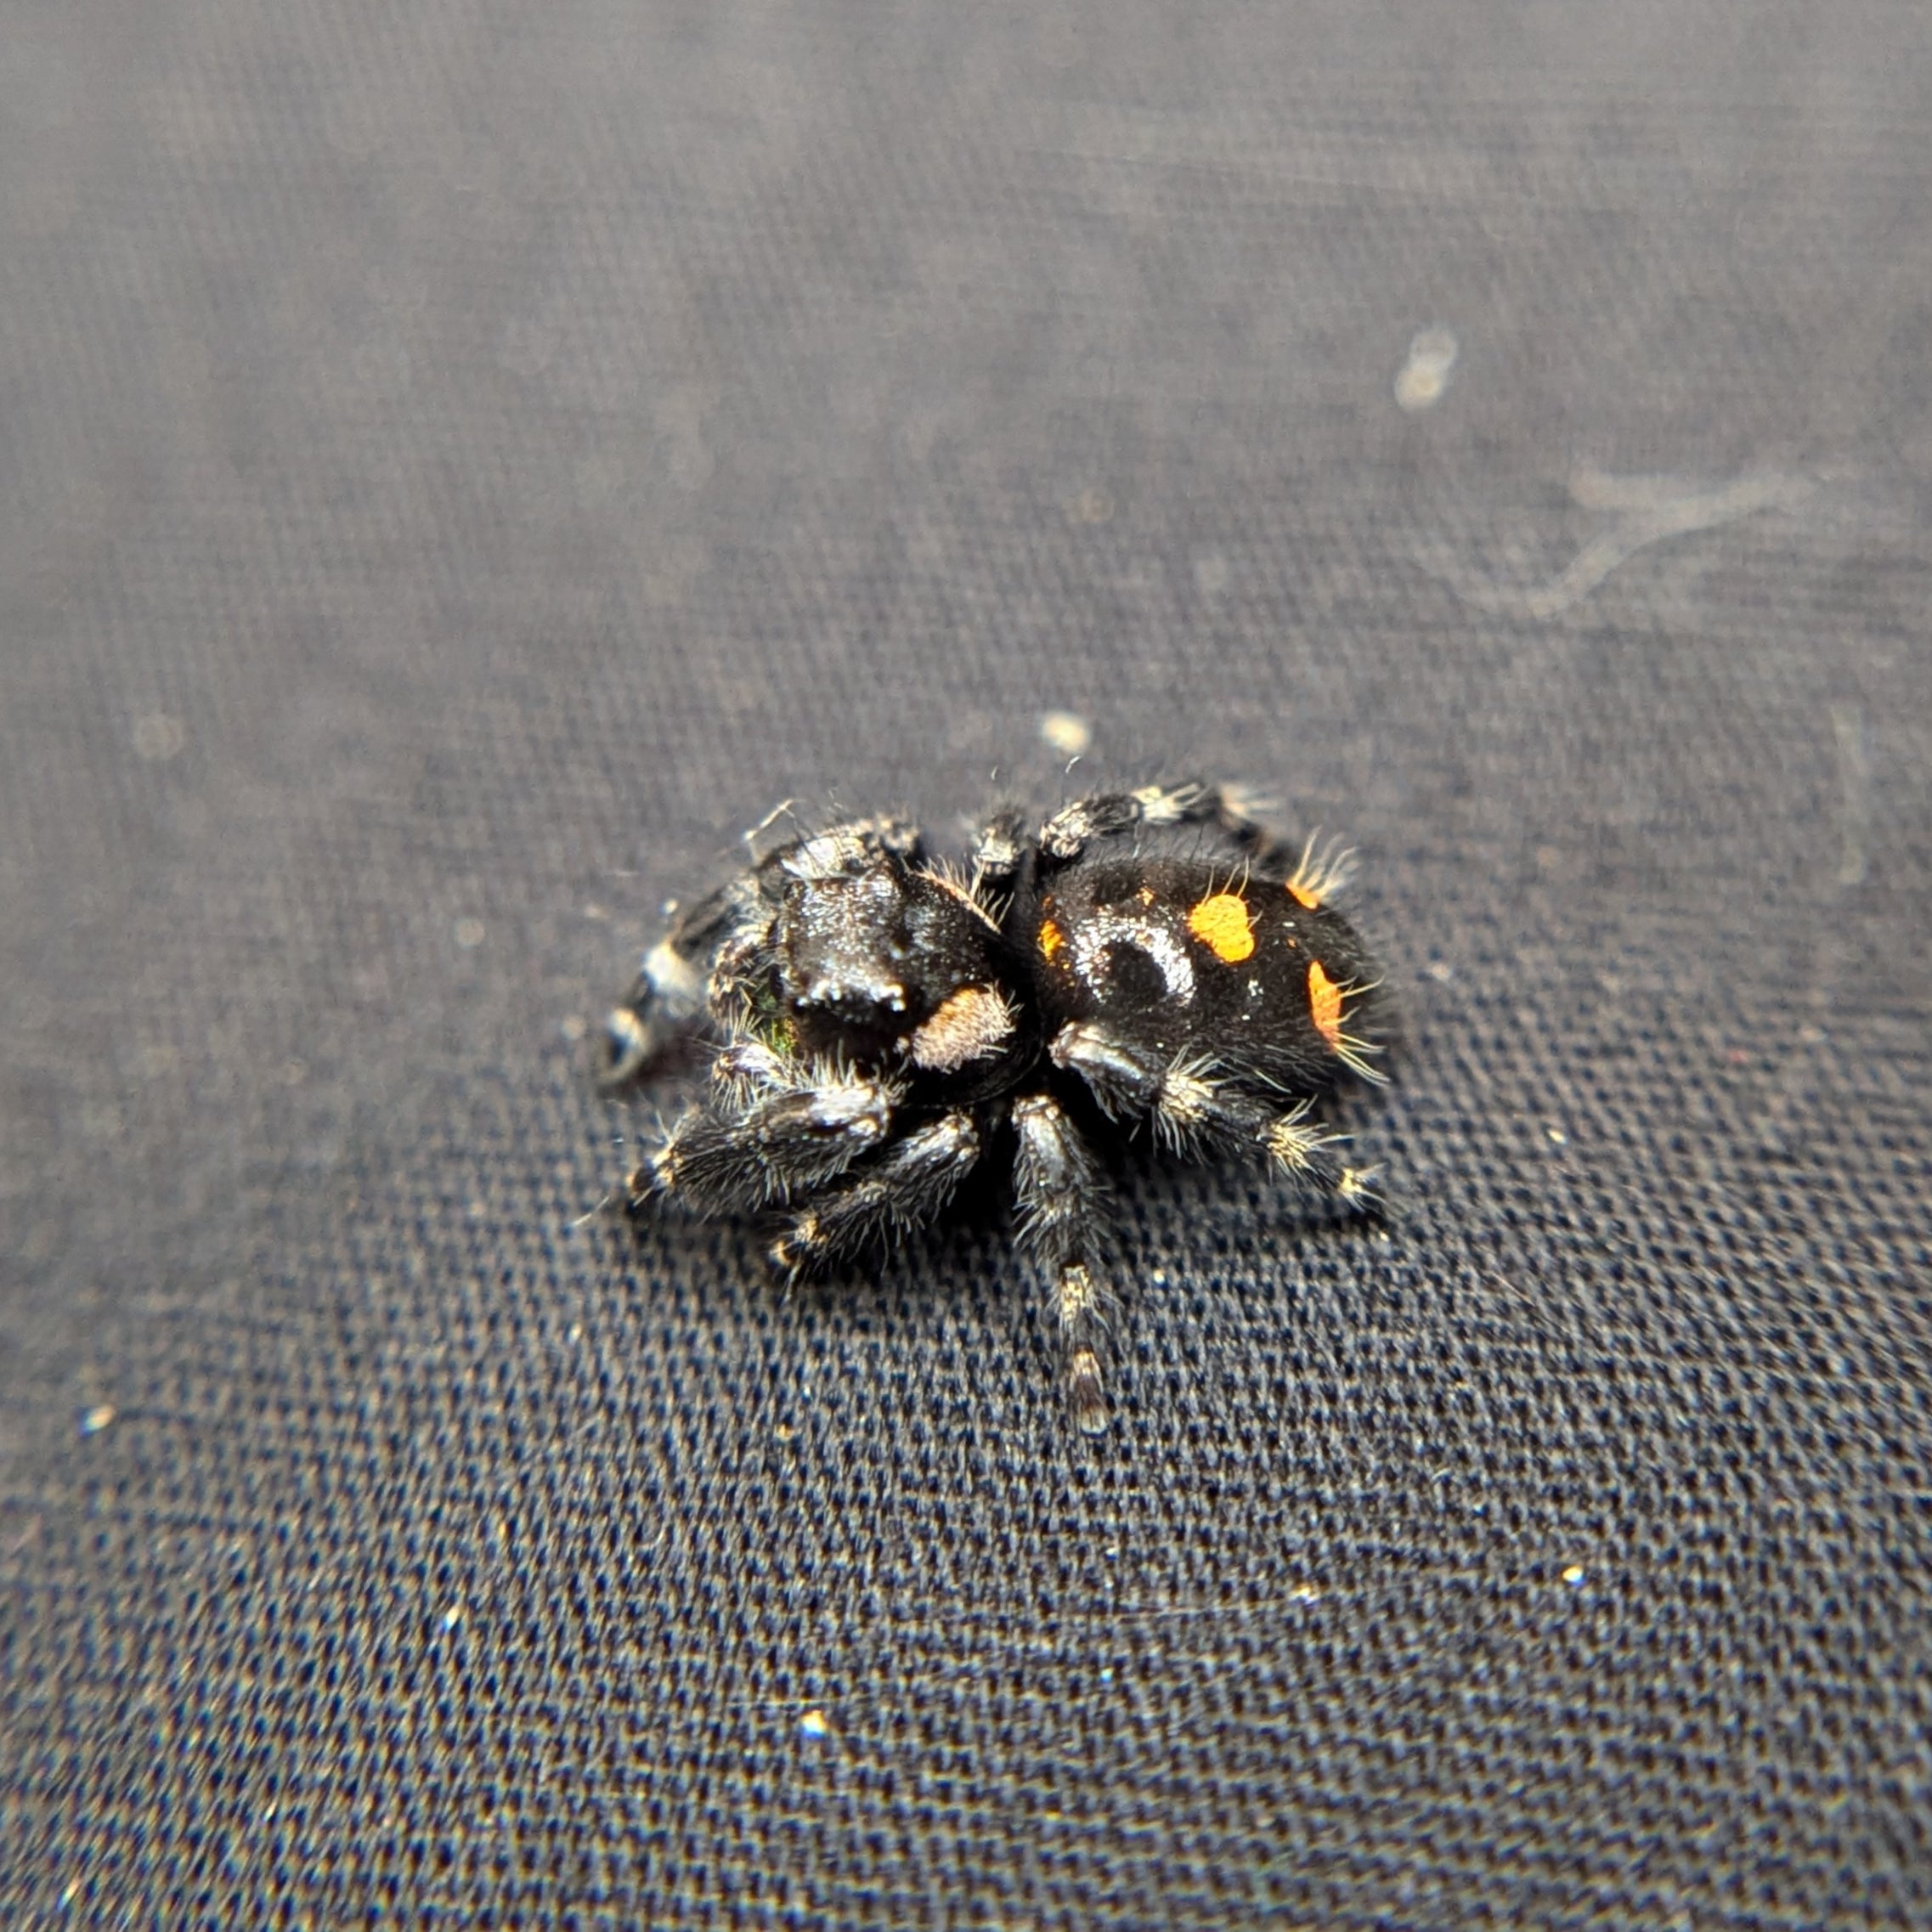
1048 1020 1377 1208
636 1065 901 1214
1012 1093 1116 1434
1038 779 1282 867
766 1110 984 1278
598 879 744 1086
968 805 1029 891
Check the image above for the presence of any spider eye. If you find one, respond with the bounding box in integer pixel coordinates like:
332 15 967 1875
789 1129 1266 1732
799 977 908 1016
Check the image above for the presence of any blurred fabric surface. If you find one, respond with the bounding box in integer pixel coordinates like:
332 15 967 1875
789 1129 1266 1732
3 3 1929 1924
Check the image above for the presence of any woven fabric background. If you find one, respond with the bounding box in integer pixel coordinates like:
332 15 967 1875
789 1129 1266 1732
4 3 1930 1925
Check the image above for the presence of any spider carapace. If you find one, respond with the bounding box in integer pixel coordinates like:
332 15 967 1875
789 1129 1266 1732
601 782 1387 1432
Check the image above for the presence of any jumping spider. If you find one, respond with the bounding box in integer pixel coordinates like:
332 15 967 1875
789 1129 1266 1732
600 781 1388 1433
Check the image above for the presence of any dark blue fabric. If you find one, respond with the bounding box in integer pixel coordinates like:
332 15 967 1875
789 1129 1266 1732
3 5 1929 1924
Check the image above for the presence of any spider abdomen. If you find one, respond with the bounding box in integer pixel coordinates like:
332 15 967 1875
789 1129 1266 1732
1022 856 1384 1093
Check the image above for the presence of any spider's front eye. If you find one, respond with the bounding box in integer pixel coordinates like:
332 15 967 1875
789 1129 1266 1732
799 975 907 1016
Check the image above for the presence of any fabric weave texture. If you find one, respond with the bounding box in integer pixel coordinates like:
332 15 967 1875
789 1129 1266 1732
3 3 1929 1926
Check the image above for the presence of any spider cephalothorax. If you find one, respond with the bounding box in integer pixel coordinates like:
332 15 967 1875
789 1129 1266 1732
601 782 1387 1432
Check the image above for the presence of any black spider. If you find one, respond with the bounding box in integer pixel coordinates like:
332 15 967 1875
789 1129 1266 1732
599 781 1388 1433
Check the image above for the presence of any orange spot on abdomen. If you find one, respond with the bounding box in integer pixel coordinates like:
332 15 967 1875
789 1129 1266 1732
1186 892 1255 963
1285 879 1320 910
1308 959 1345 1047
1037 917 1065 961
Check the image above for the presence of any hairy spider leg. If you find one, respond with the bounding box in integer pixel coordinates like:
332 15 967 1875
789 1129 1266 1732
1012 1093 1116 1435
1048 1021 1376 1207
600 878 744 1085
767 1110 985 1279
968 805 1030 891
637 1064 902 1213
1037 780 1284 867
